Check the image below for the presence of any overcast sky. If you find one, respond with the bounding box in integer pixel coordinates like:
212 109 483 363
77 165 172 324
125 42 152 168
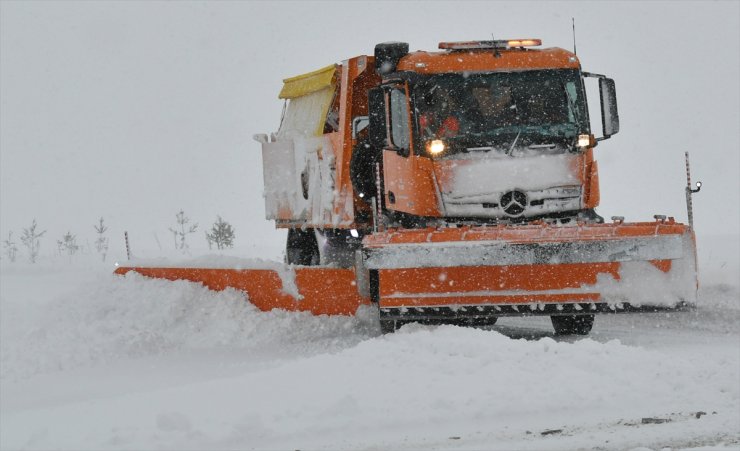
1 1 738 261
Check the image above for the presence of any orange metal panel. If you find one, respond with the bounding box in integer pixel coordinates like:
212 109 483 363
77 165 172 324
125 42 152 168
378 263 620 298
114 266 369 315
649 260 672 273
585 160 600 209
383 151 443 217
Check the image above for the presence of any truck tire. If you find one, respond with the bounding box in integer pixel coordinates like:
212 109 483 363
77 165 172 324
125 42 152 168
551 314 594 335
286 228 319 266
380 319 409 334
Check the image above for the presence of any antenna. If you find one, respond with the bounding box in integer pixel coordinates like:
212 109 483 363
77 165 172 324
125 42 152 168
491 33 501 58
572 18 577 55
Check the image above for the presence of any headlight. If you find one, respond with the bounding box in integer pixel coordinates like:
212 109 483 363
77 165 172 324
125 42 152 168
577 134 591 148
426 139 446 156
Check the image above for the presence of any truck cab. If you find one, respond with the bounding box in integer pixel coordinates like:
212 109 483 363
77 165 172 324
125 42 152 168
364 40 620 226
258 39 620 265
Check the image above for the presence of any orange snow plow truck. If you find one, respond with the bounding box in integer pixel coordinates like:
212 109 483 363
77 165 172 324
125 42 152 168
116 39 701 335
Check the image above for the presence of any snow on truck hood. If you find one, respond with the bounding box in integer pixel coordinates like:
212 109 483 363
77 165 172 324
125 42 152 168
437 153 580 196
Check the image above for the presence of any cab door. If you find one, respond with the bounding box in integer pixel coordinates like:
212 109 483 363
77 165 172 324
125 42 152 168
382 84 442 217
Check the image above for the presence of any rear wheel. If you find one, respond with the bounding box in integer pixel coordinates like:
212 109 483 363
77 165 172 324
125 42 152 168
551 314 594 335
286 228 319 266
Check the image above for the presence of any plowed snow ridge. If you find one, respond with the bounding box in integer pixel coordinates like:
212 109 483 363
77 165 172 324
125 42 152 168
0 267 738 450
0 271 378 380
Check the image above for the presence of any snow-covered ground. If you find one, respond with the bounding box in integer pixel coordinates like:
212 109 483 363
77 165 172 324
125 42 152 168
1 251 738 450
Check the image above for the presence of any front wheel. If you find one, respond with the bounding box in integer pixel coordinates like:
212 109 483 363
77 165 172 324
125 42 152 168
380 320 395 334
380 319 413 334
551 314 594 335
286 228 319 266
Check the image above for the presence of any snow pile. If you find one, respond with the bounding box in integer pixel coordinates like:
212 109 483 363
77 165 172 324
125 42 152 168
0 271 377 380
596 260 695 307
1 265 737 450
2 322 738 450
123 255 290 269
123 255 306 297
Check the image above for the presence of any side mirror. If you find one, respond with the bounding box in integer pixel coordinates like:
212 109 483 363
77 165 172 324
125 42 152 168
599 78 619 138
584 72 620 141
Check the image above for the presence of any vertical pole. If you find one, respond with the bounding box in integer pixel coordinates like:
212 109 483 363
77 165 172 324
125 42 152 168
685 151 694 230
124 231 131 261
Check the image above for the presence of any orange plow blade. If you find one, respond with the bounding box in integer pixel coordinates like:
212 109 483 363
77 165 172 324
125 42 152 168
114 266 369 315
115 219 696 325
361 219 697 323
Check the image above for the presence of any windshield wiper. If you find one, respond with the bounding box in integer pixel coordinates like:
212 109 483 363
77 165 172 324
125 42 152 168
467 146 496 152
528 143 557 150
506 127 522 156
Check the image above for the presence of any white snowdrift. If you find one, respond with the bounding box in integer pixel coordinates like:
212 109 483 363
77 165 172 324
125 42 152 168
0 271 377 381
121 255 307 298
1 266 738 450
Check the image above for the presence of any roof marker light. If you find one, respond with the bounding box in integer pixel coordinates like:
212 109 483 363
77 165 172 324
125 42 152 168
438 39 541 50
506 39 542 47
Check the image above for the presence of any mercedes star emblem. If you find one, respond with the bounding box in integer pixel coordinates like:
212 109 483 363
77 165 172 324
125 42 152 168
501 190 528 216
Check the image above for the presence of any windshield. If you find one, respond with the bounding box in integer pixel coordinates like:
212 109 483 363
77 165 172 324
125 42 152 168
413 69 589 156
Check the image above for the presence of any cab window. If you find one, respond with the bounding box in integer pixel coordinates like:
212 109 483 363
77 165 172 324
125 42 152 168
389 88 410 154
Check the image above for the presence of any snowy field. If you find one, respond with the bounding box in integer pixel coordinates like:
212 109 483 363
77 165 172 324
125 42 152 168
2 2 738 450
1 243 738 451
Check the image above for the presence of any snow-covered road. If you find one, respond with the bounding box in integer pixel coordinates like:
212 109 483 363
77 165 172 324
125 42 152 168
1 264 738 450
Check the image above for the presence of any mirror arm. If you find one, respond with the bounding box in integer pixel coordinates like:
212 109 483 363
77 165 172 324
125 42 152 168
582 71 606 79
352 116 370 139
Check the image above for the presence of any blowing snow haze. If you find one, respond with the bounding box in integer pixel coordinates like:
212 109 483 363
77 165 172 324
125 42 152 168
0 1 738 284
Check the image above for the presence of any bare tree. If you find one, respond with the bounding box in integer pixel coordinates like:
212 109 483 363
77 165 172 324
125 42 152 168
169 210 198 252
21 219 46 263
94 217 109 261
205 216 235 250
57 231 80 256
3 232 18 262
